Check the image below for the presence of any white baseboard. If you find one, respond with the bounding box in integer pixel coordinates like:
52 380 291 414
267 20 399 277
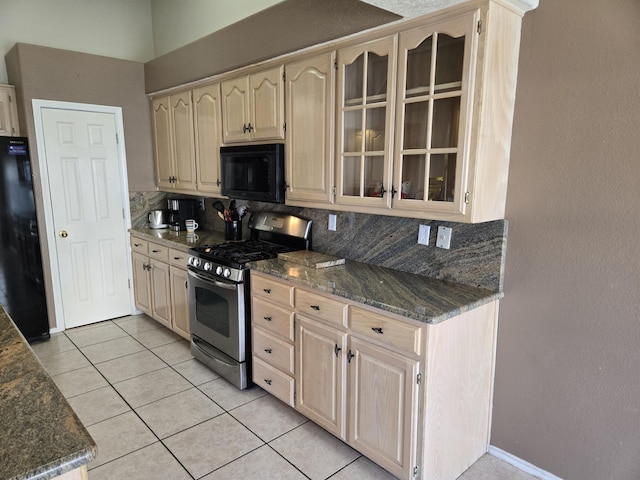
488 445 563 480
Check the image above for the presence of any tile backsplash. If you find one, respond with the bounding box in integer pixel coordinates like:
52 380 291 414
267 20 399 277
130 192 506 292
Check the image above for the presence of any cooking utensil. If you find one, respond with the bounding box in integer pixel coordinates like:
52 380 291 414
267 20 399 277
213 200 225 212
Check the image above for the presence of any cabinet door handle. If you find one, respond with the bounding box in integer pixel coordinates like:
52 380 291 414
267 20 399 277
371 327 384 335
310 305 320 311
347 350 355 363
263 316 272 322
134 243 141 247
264 348 272 354
334 344 341 357
263 288 272 294
174 256 181 260
152 249 160 253
264 379 272 386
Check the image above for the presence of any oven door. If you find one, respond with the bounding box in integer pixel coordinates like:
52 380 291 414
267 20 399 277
188 268 246 362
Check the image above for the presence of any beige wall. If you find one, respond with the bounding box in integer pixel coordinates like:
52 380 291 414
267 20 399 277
494 0 640 478
0 0 154 84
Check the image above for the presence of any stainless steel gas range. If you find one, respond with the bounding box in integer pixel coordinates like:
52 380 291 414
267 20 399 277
187 212 312 389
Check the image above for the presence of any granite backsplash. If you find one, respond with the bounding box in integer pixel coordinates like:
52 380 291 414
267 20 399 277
130 192 507 292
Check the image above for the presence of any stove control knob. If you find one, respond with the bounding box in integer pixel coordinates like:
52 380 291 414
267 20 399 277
187 256 194 266
215 266 223 276
193 258 201 268
223 268 231 278
203 262 213 271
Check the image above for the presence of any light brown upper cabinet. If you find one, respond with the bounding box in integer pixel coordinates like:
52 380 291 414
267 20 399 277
221 65 285 143
392 11 475 219
151 91 197 193
0 85 19 136
335 36 397 209
193 83 223 195
285 52 335 204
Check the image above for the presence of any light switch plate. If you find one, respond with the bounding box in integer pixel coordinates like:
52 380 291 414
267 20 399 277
328 214 337 231
436 226 452 249
418 224 430 245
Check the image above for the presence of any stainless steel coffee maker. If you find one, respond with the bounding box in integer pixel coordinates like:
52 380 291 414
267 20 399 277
167 199 199 231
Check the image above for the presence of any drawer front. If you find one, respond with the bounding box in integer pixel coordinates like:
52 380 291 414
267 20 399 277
251 297 295 342
130 237 148 254
294 288 347 327
252 357 294 407
148 242 169 262
169 248 188 267
349 306 422 356
252 327 294 375
252 274 293 307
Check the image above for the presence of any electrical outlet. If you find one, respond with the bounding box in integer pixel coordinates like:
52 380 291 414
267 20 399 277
436 226 452 249
417 224 430 245
328 214 337 231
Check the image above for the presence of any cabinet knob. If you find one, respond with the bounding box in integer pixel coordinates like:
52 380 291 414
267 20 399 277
263 288 272 294
264 348 272 354
310 305 320 311
334 344 341 357
264 379 272 386
371 327 384 335
263 316 272 322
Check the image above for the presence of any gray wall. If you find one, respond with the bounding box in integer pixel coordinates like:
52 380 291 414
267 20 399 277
493 0 640 478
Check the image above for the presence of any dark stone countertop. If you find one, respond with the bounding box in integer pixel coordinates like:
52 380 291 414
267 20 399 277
129 226 227 251
249 256 502 325
0 307 96 480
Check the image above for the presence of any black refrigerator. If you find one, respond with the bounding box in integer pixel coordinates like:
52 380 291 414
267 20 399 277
0 136 50 342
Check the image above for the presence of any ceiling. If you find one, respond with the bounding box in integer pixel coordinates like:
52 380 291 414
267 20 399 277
360 0 466 18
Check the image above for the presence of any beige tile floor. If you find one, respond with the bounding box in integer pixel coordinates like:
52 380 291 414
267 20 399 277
32 315 539 480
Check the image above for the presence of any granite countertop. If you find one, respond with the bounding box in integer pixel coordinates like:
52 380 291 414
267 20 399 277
249 256 503 325
130 226 226 251
0 307 96 480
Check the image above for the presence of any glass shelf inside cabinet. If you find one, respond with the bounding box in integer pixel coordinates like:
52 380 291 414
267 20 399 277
342 50 389 198
399 32 465 203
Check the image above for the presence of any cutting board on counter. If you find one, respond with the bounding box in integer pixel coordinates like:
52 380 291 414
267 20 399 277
278 251 345 268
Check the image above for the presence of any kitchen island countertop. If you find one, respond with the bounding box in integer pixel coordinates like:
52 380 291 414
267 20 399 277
0 307 96 480
249 257 502 325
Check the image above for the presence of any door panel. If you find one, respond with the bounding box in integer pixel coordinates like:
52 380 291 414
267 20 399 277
42 108 131 328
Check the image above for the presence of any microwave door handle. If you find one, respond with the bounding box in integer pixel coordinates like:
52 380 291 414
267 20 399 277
188 269 238 290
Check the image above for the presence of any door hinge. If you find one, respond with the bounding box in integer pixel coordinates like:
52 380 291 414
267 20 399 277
417 373 422 385
282 70 286 82
128 279 131 289
116 133 119 144
332 186 336 197
334 59 338 70
283 122 286 132
477 19 483 34
413 466 419 477
8 94 12 102
464 191 470 204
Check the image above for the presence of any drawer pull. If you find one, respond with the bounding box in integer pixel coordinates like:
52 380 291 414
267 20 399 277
263 288 272 294
371 327 384 334
174 256 181 260
310 305 320 311
264 348 272 354
152 249 160 253
134 243 142 247
263 316 272 322
264 379 272 386
334 344 341 357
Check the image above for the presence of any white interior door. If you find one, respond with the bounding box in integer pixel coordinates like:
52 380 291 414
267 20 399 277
41 107 131 328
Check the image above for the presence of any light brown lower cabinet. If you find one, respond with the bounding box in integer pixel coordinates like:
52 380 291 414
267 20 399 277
250 271 497 480
130 236 190 340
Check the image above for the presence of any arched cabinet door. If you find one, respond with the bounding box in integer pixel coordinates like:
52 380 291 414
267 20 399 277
285 52 335 204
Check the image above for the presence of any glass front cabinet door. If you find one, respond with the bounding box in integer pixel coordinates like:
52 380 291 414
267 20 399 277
336 36 397 208
393 11 477 218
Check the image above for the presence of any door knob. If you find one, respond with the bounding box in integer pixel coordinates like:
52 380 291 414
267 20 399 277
59 230 68 238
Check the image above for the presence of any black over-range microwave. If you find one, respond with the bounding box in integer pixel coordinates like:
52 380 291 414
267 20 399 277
220 143 285 203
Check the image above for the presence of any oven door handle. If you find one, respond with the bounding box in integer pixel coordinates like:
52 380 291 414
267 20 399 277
188 268 238 290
